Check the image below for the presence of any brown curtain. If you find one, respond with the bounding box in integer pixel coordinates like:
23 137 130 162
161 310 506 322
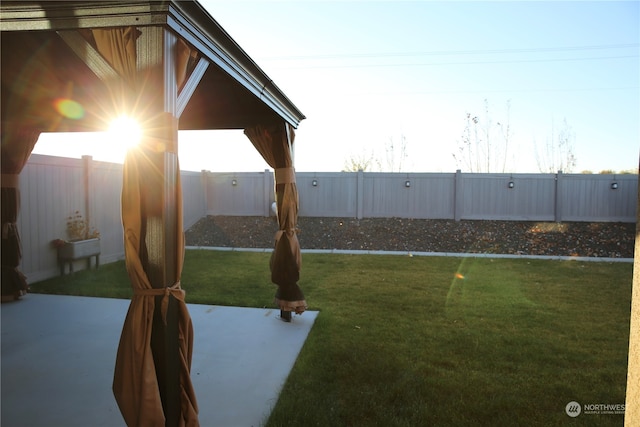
93 28 198 425
244 123 307 314
113 150 198 426
1 125 40 299
92 28 138 85
92 27 139 122
1 36 67 299
176 38 196 90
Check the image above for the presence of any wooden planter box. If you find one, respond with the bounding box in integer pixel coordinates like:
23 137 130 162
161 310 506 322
57 238 100 275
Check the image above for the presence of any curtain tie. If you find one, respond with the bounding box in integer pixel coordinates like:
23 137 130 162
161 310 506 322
275 228 297 236
2 222 17 239
1 174 19 188
134 282 185 325
275 167 295 184
274 228 299 244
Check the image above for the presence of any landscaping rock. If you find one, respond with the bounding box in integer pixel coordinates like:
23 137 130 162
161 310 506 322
185 216 635 258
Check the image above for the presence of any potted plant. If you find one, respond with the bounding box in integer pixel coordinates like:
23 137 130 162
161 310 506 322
53 211 100 274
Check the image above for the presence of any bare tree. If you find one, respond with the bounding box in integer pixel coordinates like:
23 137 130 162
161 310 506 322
343 134 409 172
535 118 577 173
496 100 513 173
384 134 409 172
342 149 376 172
453 112 479 172
453 99 512 172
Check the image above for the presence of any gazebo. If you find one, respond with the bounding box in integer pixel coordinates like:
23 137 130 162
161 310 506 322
1 1 306 425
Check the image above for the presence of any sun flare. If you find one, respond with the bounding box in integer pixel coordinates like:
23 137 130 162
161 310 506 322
107 116 142 150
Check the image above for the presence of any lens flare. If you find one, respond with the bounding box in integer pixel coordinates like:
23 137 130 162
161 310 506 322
54 98 85 119
108 116 142 149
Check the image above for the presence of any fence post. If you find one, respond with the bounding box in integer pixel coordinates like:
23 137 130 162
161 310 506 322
555 170 563 222
82 155 93 230
357 169 364 219
454 169 462 221
264 169 272 217
200 170 208 216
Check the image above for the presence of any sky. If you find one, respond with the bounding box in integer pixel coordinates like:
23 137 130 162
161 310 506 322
33 0 639 173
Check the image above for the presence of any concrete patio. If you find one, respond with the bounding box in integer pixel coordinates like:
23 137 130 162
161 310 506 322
1 294 318 427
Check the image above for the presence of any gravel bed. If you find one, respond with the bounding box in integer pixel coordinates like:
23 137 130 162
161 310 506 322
185 216 635 259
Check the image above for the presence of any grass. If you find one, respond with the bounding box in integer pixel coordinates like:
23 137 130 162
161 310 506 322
30 251 633 426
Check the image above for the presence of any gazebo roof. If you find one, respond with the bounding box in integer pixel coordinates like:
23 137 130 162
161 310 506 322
0 0 305 132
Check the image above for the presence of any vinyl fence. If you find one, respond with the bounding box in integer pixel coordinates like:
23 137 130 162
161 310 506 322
17 155 206 282
207 170 638 222
16 154 638 283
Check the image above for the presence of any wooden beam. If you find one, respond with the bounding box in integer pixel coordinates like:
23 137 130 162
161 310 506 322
57 30 119 82
177 57 208 118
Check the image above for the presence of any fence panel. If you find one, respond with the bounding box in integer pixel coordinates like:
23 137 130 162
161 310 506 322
559 174 637 222
459 173 557 221
205 172 269 216
181 170 206 229
88 159 124 265
361 173 456 219
407 173 455 219
19 156 83 278
18 155 124 282
363 173 411 218
298 172 357 217
200 170 636 222
18 155 206 282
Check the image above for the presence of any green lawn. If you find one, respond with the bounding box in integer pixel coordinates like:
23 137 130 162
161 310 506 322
30 250 633 426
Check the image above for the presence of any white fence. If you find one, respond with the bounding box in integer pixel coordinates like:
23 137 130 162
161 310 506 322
17 155 206 283
16 154 638 283
207 170 638 222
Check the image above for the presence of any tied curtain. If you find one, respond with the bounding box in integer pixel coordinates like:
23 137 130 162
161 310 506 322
92 28 199 426
1 126 39 299
244 123 307 314
1 37 66 299
114 150 198 426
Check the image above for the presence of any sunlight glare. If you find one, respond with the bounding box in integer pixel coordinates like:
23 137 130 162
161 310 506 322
108 116 142 150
